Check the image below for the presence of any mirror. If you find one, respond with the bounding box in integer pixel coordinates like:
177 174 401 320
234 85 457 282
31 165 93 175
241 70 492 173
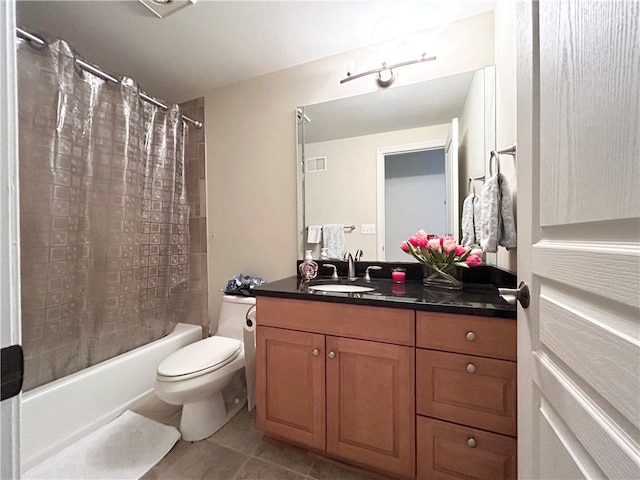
297 66 496 263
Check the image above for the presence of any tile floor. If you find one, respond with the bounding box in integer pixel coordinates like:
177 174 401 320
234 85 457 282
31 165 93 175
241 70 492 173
135 395 396 480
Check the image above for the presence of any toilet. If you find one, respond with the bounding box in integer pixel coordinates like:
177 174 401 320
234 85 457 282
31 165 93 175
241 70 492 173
154 294 256 441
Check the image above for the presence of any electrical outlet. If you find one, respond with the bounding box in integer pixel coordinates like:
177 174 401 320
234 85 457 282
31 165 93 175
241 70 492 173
361 224 376 235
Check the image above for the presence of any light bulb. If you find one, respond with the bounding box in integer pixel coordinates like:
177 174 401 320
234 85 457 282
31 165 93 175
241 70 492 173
344 60 356 77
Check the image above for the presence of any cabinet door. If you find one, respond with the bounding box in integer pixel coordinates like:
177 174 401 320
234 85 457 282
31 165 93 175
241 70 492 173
326 336 415 478
417 416 517 480
417 349 517 437
256 326 325 450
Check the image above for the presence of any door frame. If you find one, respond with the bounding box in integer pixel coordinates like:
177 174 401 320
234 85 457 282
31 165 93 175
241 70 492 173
376 139 446 260
1 0 22 478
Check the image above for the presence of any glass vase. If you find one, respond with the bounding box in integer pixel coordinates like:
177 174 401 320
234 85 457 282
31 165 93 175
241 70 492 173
421 264 463 290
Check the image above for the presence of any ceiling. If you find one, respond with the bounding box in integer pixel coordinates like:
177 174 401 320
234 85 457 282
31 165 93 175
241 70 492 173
303 69 476 143
16 1 495 104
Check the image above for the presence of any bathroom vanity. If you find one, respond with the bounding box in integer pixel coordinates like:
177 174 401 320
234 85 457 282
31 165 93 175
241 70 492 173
254 272 517 480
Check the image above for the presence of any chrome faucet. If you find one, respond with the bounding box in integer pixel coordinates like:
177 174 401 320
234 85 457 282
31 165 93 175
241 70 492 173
322 263 339 280
344 250 363 280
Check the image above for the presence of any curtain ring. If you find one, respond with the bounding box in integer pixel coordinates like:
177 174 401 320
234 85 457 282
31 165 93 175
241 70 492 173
490 151 501 176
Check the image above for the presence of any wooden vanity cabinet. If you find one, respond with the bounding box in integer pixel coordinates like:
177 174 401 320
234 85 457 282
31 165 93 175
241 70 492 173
416 312 517 480
255 297 517 480
256 297 415 479
256 326 326 450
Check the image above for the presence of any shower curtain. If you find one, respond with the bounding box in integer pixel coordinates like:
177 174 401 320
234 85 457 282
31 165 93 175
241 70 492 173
17 37 190 391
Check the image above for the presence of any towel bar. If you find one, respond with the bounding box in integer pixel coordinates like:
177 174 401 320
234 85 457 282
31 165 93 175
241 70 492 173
489 144 517 175
305 225 356 232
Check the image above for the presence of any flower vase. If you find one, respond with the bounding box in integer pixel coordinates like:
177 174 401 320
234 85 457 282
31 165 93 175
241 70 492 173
421 264 463 290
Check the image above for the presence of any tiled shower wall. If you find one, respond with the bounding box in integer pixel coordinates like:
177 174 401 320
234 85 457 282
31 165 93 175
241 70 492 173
180 97 209 335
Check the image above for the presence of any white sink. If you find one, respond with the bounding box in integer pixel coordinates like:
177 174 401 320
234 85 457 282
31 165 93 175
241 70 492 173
309 284 375 293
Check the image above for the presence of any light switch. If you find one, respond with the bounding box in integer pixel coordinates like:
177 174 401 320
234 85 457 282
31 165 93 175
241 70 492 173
361 224 376 235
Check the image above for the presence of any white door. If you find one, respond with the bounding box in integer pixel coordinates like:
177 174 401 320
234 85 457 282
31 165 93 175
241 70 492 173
1 0 22 478
517 1 639 479
444 118 459 240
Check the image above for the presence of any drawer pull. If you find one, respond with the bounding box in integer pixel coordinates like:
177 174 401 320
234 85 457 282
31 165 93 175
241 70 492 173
466 363 477 373
328 351 336 359
466 331 476 341
312 348 319 357
467 437 477 448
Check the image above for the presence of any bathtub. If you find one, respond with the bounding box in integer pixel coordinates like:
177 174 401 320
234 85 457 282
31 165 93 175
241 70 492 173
20 323 202 471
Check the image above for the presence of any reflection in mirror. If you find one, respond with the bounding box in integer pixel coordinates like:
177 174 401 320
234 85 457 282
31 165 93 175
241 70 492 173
297 66 496 263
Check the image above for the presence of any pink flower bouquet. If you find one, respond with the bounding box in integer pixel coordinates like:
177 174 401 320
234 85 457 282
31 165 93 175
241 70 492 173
401 230 483 288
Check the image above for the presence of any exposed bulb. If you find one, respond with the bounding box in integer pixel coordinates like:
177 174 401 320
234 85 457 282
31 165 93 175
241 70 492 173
376 64 396 88
344 60 356 77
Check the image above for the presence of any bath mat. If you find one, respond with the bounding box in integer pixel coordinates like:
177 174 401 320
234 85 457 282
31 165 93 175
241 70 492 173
23 410 180 479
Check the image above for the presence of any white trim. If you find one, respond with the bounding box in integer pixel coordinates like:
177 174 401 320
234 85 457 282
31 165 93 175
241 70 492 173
376 139 446 260
1 0 22 478
445 118 459 239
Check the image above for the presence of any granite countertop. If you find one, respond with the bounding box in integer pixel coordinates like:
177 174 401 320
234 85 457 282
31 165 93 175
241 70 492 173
254 274 517 319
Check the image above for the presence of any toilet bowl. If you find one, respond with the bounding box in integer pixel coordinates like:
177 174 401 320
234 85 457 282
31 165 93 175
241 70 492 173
154 295 256 441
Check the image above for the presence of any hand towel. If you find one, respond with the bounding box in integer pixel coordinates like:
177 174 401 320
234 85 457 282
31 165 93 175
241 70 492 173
322 224 345 259
498 174 517 250
306 225 322 244
461 193 481 247
480 173 517 252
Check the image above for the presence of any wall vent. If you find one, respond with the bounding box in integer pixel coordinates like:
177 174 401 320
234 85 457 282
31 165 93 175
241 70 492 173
306 156 327 173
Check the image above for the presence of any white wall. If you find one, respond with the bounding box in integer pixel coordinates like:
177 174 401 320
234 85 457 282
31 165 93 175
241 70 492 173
304 124 449 260
458 68 488 218
204 12 495 328
494 0 517 272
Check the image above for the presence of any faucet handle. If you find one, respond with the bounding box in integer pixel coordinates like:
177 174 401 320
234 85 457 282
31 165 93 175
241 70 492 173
364 265 382 281
355 249 363 261
322 263 339 280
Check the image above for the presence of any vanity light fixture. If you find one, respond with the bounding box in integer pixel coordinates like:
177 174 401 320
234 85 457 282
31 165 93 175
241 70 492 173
340 53 436 88
139 0 198 19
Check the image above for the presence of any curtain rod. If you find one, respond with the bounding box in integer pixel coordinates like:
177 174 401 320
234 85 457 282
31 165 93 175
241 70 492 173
15 27 203 129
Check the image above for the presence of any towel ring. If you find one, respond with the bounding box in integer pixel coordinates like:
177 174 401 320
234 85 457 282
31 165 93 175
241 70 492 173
489 151 501 176
468 178 475 195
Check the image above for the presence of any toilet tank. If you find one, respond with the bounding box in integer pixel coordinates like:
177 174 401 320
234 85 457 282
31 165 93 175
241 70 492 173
215 294 256 341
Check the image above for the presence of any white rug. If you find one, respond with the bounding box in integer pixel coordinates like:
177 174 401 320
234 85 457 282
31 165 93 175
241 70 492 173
23 411 180 480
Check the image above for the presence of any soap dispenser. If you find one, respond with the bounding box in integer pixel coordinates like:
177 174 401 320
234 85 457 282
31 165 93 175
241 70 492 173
299 250 318 282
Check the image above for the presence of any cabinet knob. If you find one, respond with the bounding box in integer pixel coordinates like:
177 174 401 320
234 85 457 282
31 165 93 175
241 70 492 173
467 437 477 448
328 351 336 359
312 348 319 357
466 363 477 373
466 331 476 341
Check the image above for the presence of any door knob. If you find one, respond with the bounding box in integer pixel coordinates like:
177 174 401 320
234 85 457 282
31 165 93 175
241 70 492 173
498 281 530 308
312 348 319 357
328 351 336 359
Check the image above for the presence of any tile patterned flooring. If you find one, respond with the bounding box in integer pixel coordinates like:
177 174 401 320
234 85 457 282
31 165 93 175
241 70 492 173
135 396 396 480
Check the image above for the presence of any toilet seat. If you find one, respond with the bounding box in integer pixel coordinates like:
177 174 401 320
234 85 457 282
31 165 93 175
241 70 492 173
157 336 242 382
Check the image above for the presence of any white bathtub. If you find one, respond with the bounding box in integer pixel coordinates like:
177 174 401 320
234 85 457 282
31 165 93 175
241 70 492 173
20 323 202 471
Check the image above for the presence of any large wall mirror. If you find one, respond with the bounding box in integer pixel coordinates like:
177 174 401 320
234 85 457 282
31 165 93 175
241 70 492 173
297 65 496 263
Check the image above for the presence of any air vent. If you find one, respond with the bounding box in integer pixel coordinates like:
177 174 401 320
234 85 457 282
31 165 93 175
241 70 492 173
306 156 327 173
139 0 197 19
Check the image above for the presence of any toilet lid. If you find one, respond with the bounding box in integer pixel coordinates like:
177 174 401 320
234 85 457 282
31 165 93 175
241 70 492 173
157 336 242 378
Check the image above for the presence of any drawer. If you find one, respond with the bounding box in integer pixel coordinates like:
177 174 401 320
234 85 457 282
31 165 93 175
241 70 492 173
416 312 516 361
417 349 517 437
256 297 415 346
417 416 517 480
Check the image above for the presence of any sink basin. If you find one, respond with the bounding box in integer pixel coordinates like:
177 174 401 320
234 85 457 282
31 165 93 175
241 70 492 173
309 284 375 293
